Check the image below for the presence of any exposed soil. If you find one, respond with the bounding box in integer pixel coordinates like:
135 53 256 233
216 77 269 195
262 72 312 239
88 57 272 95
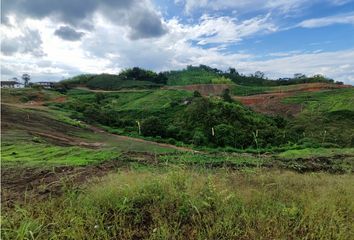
1 159 128 207
235 92 302 117
1 152 171 207
164 84 232 96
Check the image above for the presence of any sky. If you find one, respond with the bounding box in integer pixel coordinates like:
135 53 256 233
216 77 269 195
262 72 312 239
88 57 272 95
1 0 354 84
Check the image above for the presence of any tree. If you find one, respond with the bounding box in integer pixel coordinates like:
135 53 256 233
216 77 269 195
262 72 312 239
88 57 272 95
221 88 233 103
294 73 306 79
214 124 236 147
22 73 30 87
254 71 265 79
192 129 207 146
141 116 165 137
228 68 238 75
193 90 202 98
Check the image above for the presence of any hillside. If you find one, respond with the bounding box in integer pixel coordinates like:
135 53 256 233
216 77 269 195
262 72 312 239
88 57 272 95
2 76 354 239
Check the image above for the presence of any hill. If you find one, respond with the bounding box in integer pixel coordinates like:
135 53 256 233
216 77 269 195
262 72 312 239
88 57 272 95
2 84 354 239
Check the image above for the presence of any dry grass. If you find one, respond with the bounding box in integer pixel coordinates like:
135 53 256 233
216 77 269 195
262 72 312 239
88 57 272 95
2 168 354 239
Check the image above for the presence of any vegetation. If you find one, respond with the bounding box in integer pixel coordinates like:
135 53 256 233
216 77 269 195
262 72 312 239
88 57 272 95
3 169 354 239
58 89 287 149
1 67 353 240
284 88 354 147
1 142 120 167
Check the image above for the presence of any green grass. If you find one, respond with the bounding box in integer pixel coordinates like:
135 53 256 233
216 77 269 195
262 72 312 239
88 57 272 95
3 169 354 239
1 88 63 104
1 142 120 167
283 88 354 112
159 152 264 167
277 147 354 159
86 74 160 90
116 90 192 111
166 68 219 86
231 85 272 96
283 88 354 147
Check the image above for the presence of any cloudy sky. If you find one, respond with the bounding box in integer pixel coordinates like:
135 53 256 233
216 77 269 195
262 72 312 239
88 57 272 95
1 0 354 84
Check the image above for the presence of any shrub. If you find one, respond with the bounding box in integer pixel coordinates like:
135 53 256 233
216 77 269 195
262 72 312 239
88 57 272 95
192 130 207 146
141 116 166 137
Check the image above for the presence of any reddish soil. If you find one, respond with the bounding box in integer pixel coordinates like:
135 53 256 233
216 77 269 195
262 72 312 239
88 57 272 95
164 84 232 96
235 92 302 117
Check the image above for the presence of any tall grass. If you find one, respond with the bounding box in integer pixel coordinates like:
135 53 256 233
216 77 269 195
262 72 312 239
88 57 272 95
2 169 354 239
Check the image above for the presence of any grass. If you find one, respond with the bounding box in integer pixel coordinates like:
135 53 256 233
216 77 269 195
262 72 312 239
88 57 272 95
115 90 192 111
159 152 265 167
1 88 63 104
231 85 272 96
1 142 121 167
283 88 354 112
3 169 354 239
283 88 354 147
277 147 354 159
86 74 160 90
166 68 219 86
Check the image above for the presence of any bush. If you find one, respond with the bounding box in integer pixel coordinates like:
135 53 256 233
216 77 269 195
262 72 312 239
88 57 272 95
141 116 166 137
214 124 236 147
192 130 207 146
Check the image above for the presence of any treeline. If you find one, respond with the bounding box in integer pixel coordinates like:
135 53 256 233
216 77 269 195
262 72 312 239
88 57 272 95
58 65 342 91
58 68 167 90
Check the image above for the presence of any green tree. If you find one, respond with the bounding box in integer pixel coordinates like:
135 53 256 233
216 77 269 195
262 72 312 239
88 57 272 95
214 124 236 147
221 89 233 103
141 116 165 137
192 129 207 146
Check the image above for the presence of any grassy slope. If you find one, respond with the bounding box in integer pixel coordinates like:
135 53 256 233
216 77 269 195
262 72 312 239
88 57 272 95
1 91 180 167
3 169 354 239
166 68 219 86
284 88 354 146
1 143 119 167
86 74 160 90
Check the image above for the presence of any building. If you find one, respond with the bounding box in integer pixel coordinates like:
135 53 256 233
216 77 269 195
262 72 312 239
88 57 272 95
0 80 22 88
37 82 55 88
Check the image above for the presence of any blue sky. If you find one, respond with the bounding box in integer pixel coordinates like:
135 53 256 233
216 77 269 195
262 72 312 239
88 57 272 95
1 0 354 83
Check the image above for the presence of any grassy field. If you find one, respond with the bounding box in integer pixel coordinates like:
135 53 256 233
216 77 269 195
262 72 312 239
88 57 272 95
166 68 220 86
1 142 120 167
283 88 354 112
284 88 354 147
231 85 272 96
2 169 354 239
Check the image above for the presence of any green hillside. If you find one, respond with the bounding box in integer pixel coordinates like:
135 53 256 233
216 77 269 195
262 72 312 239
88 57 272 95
284 88 354 147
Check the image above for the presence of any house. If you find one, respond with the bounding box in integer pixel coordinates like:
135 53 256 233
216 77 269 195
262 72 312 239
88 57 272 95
37 82 55 88
0 80 21 88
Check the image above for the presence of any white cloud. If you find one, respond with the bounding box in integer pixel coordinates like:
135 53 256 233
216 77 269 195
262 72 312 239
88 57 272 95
186 14 277 45
176 0 317 14
298 12 354 28
1 3 353 85
237 49 354 84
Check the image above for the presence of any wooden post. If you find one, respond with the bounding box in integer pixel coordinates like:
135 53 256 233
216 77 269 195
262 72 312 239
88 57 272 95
136 121 141 135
